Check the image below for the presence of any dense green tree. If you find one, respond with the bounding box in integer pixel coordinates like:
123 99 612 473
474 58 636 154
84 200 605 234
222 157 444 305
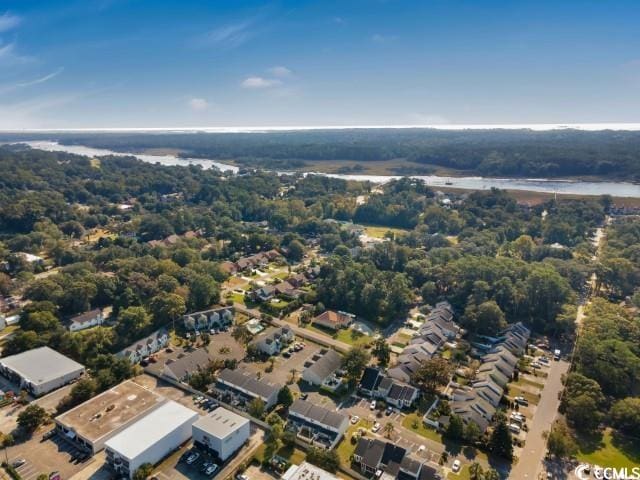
610 397 640 435
341 346 371 385
488 413 513 461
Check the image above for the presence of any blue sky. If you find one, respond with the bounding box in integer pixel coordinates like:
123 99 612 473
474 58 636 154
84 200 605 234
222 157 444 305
1 0 639 129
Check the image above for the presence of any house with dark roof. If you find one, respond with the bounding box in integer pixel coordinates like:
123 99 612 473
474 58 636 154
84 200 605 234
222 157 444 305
311 310 354 331
287 399 349 449
274 281 301 299
285 273 307 288
250 285 276 303
162 348 211 383
386 382 419 409
214 368 279 409
302 349 343 388
358 368 419 409
359 367 384 396
353 438 407 476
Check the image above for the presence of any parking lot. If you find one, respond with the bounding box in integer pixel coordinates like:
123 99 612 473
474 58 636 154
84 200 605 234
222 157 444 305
6 428 91 480
243 338 322 387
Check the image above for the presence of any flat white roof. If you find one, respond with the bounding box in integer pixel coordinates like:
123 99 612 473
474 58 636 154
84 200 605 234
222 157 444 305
105 400 198 460
282 462 340 480
0 347 84 386
193 407 249 438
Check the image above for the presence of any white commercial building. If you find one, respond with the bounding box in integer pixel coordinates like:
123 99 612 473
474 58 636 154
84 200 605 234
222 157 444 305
192 407 250 461
0 347 85 396
105 400 198 479
282 461 341 480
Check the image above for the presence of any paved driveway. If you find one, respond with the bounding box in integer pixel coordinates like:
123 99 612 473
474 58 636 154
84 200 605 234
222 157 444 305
508 358 570 480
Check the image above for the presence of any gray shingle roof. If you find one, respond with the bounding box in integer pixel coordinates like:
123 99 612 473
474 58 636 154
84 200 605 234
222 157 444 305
289 399 347 430
304 349 342 381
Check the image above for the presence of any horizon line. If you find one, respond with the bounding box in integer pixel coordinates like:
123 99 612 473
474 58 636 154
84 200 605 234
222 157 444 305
2 122 640 133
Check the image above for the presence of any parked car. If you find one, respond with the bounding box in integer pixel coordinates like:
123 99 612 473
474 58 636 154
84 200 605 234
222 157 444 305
237 475 249 480
370 400 377 410
514 396 529 407
186 452 200 465
508 423 521 434
372 422 381 433
41 429 56 441
385 406 393 416
205 464 218 475
452 460 461 472
553 349 561 360
11 459 26 468
300 393 308 400
351 415 360 425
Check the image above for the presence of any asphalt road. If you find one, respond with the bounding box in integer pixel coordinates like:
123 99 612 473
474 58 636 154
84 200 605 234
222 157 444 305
509 357 570 480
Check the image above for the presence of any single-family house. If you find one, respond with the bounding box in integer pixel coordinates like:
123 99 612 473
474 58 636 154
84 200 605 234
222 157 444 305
311 310 353 331
68 308 104 332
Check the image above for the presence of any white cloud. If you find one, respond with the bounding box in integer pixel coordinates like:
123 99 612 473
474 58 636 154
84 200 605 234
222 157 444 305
241 76 282 89
332 16 346 25
371 33 398 44
17 68 64 88
268 66 292 78
197 20 255 49
0 12 21 33
0 41 33 66
188 97 209 111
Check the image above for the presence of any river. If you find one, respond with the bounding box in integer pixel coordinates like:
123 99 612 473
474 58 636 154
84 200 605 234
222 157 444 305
23 140 640 198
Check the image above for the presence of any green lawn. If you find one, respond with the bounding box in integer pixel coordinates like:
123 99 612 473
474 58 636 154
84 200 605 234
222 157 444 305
402 413 444 443
334 328 373 347
507 385 540 406
306 324 373 347
447 465 471 480
254 444 306 465
363 225 410 239
576 428 640 469
229 292 245 305
514 376 544 390
336 419 374 466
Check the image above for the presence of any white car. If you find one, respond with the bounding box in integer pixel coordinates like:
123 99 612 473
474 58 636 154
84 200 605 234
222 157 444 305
372 422 381 433
186 452 200 465
205 464 218 476
452 459 461 472
350 415 360 425
370 400 377 410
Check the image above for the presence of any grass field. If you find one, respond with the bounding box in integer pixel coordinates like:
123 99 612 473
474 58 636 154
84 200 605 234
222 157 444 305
508 385 541 406
306 324 373 347
336 418 374 466
363 225 410 239
402 413 444 443
253 444 306 465
576 429 640 469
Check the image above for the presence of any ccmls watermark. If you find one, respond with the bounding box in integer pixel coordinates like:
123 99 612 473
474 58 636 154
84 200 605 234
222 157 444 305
575 463 640 480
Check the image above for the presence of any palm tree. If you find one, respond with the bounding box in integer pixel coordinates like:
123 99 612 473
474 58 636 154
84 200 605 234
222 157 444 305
0 432 14 464
469 462 483 480
383 422 395 439
289 368 298 384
